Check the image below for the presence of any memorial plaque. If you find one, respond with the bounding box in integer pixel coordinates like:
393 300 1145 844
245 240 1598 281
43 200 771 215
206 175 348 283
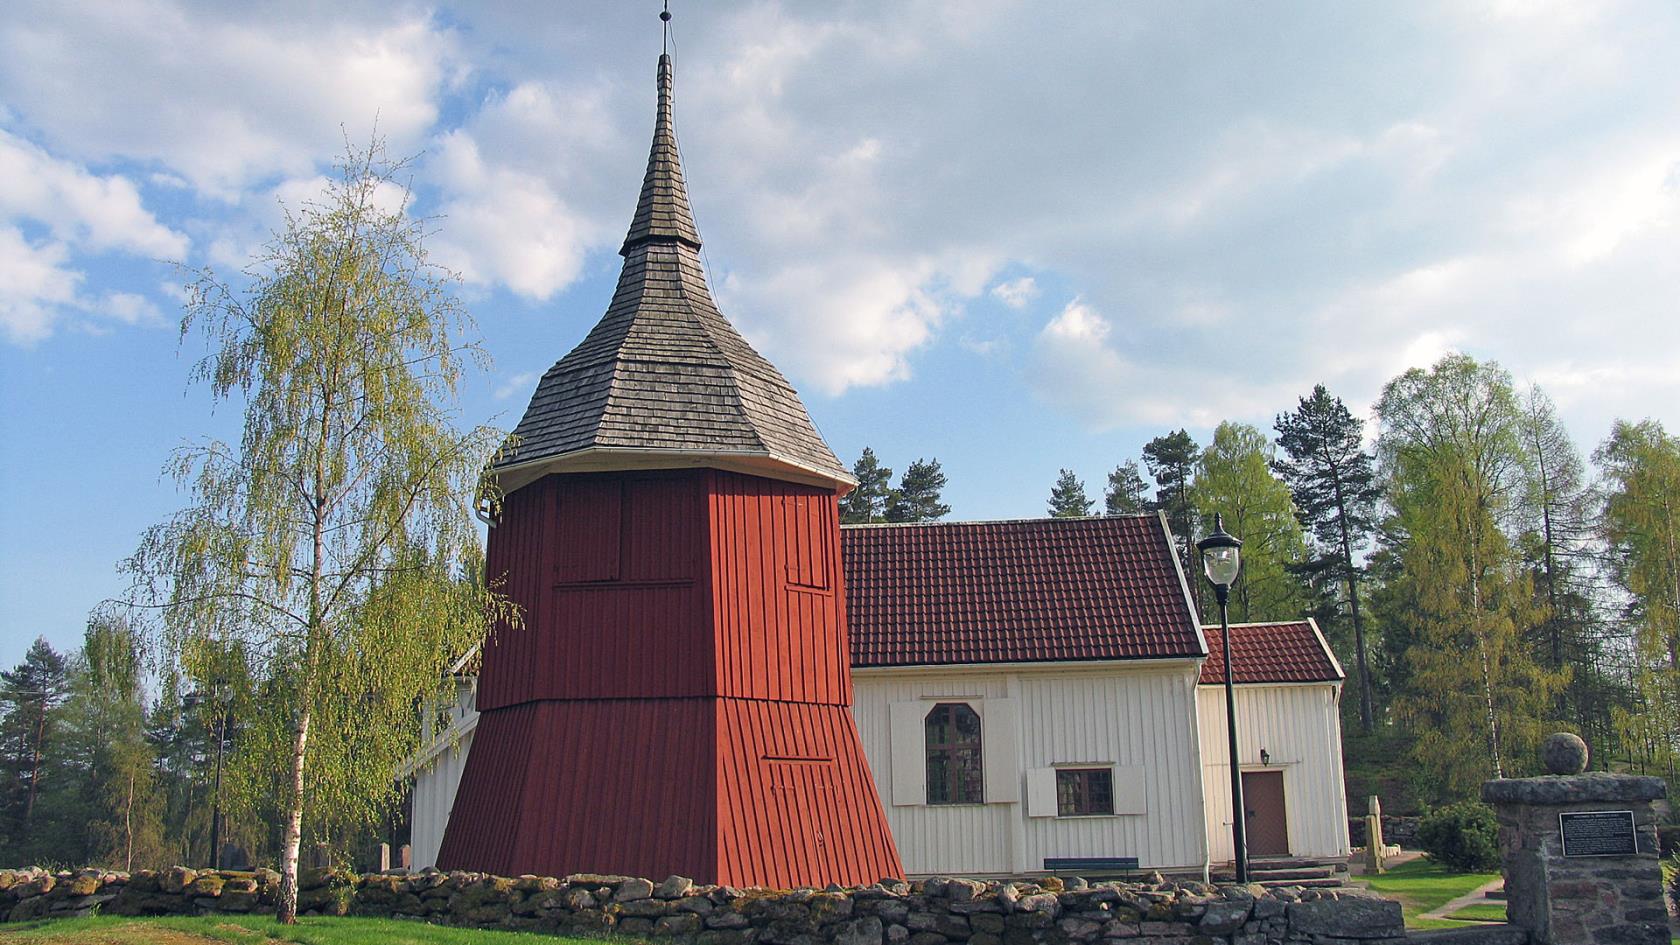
1558 810 1637 857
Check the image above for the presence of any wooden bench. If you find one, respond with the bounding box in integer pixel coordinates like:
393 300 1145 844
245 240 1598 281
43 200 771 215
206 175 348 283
1042 856 1139 874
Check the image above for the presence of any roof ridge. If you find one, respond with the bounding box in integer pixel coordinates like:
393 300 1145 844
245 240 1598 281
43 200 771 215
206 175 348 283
843 514 1156 530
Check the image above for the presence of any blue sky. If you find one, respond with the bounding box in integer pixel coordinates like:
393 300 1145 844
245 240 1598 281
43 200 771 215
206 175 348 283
3 1 1679 666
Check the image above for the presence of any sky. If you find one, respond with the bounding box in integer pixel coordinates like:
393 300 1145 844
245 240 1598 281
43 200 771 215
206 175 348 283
2 1 1678 667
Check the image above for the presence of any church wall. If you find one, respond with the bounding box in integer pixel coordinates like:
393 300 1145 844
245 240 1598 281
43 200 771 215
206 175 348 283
851 662 1209 876
1196 682 1351 863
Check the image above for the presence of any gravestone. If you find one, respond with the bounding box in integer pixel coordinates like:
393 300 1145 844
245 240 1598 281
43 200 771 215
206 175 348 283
218 843 250 870
1482 733 1672 945
1364 794 1386 873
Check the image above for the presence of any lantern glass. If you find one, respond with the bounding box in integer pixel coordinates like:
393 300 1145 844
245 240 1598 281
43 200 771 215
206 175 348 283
1202 545 1240 587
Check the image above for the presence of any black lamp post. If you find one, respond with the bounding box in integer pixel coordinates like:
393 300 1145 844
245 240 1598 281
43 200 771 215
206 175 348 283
1196 513 1247 883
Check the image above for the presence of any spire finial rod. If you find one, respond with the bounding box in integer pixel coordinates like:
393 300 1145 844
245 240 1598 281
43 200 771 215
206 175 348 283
661 1 671 55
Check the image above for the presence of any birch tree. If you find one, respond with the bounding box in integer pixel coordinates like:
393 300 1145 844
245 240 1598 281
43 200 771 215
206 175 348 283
1595 419 1680 778
1190 422 1308 624
1376 354 1562 795
122 142 513 921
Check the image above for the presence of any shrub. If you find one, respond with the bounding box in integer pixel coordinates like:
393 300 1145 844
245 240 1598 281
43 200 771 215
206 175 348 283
1417 801 1500 872
1664 855 1677 917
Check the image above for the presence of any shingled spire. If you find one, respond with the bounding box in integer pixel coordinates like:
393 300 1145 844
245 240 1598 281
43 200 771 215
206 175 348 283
493 50 852 495
620 54 702 254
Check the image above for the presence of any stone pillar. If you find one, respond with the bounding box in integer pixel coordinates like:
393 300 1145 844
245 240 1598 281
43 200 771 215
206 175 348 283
1482 734 1671 945
1364 794 1386 874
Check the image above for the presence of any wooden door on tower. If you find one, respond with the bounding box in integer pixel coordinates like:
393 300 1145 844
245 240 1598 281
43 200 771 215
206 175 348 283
1241 771 1290 857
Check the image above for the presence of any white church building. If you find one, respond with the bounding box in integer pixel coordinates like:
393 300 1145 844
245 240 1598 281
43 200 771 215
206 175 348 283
407 513 1350 878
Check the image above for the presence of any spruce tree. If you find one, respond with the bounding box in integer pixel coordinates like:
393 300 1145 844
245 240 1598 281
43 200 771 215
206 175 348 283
1516 387 1601 728
885 458 951 523
840 447 893 524
1047 469 1095 518
1274 384 1382 733
1104 460 1149 515
0 638 70 859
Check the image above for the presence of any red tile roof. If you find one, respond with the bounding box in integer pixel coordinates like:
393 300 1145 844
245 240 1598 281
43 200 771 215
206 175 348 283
1198 621 1344 685
841 516 1205 668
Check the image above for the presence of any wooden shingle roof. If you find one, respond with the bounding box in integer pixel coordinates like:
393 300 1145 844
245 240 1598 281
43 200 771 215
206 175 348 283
495 53 850 493
841 515 1208 668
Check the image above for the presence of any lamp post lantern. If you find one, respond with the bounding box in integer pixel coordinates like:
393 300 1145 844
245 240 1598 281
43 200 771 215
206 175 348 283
1196 513 1248 882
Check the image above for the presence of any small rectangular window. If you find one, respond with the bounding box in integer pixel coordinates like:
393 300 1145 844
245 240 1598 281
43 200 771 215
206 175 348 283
1055 767 1114 816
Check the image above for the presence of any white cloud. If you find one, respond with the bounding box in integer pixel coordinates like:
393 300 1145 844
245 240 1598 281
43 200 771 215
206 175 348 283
495 371 539 401
990 276 1038 309
98 292 164 326
0 130 188 258
427 132 596 300
0 230 165 343
0 133 184 343
0 228 80 344
0 2 457 196
721 255 959 394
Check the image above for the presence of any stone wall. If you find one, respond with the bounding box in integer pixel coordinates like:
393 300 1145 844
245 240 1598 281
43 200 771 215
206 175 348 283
0 866 1412 945
1348 816 1421 849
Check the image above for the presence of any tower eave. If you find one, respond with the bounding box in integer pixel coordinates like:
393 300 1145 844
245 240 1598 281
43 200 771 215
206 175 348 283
493 446 858 497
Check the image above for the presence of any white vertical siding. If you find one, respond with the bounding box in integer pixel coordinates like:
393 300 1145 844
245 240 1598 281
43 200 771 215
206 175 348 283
1017 669 1208 872
852 673 1016 875
410 680 479 869
852 663 1208 876
1196 683 1350 862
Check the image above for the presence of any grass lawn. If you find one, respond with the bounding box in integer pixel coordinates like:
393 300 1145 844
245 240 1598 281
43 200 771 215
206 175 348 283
0 915 597 945
1356 858 1500 930
1440 902 1507 922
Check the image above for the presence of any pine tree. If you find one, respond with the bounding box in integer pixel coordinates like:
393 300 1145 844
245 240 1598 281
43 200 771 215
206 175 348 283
840 448 893 524
0 638 70 860
1190 422 1307 623
885 458 951 523
1274 384 1382 733
1377 354 1565 796
1047 469 1094 518
1143 430 1201 605
1104 460 1149 515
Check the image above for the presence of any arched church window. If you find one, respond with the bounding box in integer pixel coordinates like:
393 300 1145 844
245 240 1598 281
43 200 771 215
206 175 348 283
925 703 983 804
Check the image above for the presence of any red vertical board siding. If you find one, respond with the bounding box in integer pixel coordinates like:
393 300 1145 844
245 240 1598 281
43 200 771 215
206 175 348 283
446 467 901 885
478 480 554 710
704 471 901 887
714 700 902 887
708 472 850 705
478 471 712 711
438 699 717 879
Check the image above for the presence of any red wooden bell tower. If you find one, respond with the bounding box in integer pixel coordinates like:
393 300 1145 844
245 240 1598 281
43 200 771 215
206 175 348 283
436 49 902 887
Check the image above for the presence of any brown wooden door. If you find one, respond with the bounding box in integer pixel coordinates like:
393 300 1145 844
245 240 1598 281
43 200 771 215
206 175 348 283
1241 771 1290 857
